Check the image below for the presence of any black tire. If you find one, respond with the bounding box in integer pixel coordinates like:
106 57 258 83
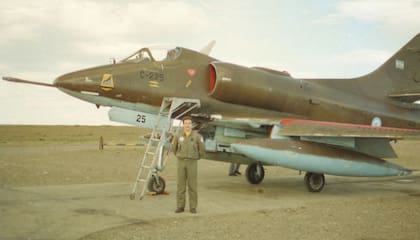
147 175 166 194
304 172 325 192
246 163 265 184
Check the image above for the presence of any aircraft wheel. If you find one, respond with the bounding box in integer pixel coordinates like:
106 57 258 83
129 193 135 200
246 163 265 184
304 172 325 192
148 175 166 194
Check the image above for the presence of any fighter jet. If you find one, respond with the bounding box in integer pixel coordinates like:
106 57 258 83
4 33 420 193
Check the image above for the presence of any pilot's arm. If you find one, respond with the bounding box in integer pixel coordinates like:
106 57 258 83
197 134 206 158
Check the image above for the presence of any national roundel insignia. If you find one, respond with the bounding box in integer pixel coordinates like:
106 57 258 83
187 68 196 77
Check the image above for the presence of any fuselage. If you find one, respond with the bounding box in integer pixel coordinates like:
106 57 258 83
54 47 420 129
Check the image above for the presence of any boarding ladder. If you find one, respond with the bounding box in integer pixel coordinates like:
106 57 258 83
130 97 201 200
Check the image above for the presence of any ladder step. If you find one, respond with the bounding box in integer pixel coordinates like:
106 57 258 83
145 152 155 155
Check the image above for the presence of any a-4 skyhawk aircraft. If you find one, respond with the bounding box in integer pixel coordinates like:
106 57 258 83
4 33 420 194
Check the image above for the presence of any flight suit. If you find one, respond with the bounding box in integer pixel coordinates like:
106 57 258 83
172 130 205 211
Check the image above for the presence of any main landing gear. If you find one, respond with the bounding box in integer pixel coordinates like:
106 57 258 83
245 163 265 184
245 163 326 192
304 172 325 192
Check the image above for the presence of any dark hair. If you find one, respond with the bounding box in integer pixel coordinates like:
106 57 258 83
182 116 192 123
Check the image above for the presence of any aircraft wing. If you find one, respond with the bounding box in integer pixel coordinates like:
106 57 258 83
203 116 420 139
204 116 420 162
203 117 416 178
276 119 420 139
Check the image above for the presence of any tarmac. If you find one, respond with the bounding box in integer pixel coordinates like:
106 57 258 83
1 125 420 240
2 172 420 240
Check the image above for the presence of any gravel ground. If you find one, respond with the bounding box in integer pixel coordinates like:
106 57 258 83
1 125 420 240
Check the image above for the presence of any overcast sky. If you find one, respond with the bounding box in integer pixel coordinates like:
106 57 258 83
1 0 420 125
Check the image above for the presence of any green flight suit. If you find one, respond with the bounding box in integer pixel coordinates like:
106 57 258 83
172 130 205 210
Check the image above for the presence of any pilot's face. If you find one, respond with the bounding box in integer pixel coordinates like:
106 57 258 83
183 119 192 132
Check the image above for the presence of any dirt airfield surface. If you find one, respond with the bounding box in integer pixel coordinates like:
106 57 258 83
1 125 420 240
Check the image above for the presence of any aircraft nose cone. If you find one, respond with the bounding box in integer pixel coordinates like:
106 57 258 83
54 72 97 92
53 76 63 87
54 75 69 88
54 74 77 89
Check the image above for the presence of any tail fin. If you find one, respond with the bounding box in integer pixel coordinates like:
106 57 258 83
365 33 420 103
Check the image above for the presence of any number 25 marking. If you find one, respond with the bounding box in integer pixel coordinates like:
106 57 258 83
136 114 146 123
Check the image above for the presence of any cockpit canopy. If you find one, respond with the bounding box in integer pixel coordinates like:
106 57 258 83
120 47 182 63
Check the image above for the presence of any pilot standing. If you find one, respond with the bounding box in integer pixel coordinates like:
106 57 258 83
172 116 205 214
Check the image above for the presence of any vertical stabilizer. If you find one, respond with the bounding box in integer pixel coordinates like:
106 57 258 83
365 34 420 103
